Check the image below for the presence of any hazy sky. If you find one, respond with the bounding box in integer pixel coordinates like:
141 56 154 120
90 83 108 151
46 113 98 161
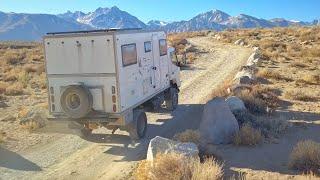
0 0 319 22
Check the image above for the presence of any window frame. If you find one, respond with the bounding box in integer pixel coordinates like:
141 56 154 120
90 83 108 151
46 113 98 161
121 43 138 67
159 39 167 56
144 41 152 53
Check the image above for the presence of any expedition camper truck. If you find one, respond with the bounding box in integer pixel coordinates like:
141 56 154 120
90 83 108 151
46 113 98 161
43 29 181 140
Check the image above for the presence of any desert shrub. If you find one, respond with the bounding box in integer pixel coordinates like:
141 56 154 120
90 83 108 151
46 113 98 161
20 121 41 132
173 129 201 145
18 71 30 88
233 124 262 146
5 83 24 96
0 82 7 94
257 69 292 82
284 89 316 102
3 74 18 82
301 74 320 85
237 90 266 114
256 118 289 138
290 62 308 68
134 153 223 180
3 51 25 65
189 157 223 180
24 64 38 73
289 140 320 173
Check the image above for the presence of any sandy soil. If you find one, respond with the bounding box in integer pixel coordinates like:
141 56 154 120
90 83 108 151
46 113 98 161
0 37 251 180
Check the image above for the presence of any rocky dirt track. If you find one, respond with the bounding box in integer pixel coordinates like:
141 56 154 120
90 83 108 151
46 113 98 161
0 36 251 180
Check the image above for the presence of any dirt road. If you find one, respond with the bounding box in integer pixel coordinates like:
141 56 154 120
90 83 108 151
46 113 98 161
0 36 251 180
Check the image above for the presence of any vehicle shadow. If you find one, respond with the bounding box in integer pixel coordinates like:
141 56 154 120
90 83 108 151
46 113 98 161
36 104 204 162
0 147 42 171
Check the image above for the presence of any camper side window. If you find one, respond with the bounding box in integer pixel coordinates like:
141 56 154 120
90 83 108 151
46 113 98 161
121 44 137 66
159 39 167 56
144 41 152 53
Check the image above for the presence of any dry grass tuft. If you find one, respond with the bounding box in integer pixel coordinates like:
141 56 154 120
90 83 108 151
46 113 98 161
189 157 224 180
289 140 320 173
20 121 41 132
0 82 8 94
257 69 292 82
233 124 262 146
237 90 266 114
5 83 24 96
173 129 201 145
134 153 223 180
301 74 320 85
3 51 26 65
284 89 316 102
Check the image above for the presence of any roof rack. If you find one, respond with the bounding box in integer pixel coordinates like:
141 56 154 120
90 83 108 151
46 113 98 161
46 28 143 35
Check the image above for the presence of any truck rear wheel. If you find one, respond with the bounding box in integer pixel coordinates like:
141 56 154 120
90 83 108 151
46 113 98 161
127 109 147 140
165 87 179 111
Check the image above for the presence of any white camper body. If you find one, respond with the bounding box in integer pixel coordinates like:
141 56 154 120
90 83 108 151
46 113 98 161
43 29 180 139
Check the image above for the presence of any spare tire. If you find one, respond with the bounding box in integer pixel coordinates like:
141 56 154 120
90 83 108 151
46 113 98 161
60 85 93 119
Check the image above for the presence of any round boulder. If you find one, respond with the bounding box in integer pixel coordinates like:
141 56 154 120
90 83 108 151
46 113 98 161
225 96 246 113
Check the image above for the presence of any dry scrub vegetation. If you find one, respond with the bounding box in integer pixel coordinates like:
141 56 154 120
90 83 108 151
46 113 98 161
0 42 48 151
216 27 320 112
173 129 201 146
289 140 320 173
0 42 46 97
134 153 223 180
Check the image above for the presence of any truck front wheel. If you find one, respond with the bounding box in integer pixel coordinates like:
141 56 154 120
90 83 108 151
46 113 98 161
165 87 179 111
127 109 147 140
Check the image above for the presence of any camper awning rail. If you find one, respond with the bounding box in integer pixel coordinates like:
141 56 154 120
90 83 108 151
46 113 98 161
46 28 143 35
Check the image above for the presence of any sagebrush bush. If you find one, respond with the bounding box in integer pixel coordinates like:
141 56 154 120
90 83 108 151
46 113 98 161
257 69 292 82
237 90 266 114
134 153 223 180
284 89 316 102
173 129 201 145
289 140 320 173
3 51 25 65
233 124 262 146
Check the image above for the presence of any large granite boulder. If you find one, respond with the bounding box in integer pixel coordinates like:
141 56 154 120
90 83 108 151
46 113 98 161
200 97 239 145
226 96 246 113
147 136 199 161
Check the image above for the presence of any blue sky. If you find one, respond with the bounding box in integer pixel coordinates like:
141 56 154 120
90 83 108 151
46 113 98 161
0 0 319 23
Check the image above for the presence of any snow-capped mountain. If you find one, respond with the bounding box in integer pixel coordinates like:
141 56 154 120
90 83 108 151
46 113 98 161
0 6 318 40
146 20 168 30
59 6 146 29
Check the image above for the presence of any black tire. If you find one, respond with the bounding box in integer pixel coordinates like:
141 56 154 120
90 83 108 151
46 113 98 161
60 85 93 119
165 87 179 111
127 109 147 140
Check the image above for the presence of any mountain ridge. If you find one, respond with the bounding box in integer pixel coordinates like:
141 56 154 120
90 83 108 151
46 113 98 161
0 6 318 40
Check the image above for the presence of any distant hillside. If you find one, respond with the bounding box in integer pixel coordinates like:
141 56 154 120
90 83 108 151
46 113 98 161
0 7 317 40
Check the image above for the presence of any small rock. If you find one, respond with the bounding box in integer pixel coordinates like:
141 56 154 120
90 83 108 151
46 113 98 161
247 51 262 67
234 39 245 46
147 136 199 161
226 96 246 113
199 97 239 145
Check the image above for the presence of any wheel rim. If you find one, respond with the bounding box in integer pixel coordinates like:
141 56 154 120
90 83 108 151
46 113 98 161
66 93 81 110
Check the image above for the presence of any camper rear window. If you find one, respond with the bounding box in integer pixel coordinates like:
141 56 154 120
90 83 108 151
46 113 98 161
121 44 137 66
159 39 167 56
